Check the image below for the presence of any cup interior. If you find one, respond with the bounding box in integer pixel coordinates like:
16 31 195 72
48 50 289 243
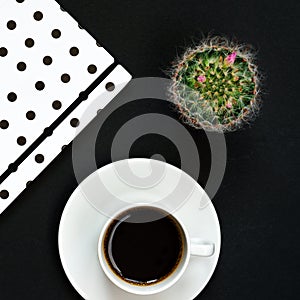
98 205 190 295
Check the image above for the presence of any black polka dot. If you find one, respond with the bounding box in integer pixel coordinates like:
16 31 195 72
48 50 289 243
0 47 8 57
0 120 9 129
52 29 61 39
8 163 18 173
43 127 53 137
70 47 79 56
61 145 67 150
26 111 35 120
106 82 115 92
17 62 26 71
79 91 88 100
43 56 52 65
35 154 44 163
25 38 34 48
52 100 62 110
7 92 17 102
26 181 32 187
34 11 43 21
0 190 9 199
61 73 70 83
88 64 97 74
70 118 79 128
17 136 26 146
16 0 25 3
7 20 16 30
35 81 45 91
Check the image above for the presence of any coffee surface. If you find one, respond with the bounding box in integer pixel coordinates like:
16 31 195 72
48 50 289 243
103 206 184 285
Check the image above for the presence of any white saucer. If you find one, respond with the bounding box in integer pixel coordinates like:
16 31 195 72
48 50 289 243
58 159 221 300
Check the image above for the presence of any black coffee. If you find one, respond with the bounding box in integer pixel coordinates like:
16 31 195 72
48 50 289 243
103 206 184 286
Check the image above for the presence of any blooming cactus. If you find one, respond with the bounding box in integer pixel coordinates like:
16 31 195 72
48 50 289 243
225 52 237 65
197 75 206 83
170 37 260 132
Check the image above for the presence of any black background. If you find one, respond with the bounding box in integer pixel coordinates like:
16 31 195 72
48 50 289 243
0 0 299 299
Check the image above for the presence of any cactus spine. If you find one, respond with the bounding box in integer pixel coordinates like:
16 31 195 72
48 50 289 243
170 37 261 132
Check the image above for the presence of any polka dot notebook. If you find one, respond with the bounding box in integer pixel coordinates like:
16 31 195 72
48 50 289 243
0 0 131 213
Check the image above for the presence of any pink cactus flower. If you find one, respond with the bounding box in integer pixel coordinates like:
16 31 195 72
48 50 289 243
226 102 232 109
225 52 237 64
197 75 206 83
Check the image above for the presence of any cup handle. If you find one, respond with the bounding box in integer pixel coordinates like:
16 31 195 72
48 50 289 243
190 238 215 257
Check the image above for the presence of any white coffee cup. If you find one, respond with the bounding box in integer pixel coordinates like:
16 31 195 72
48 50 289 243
98 204 215 296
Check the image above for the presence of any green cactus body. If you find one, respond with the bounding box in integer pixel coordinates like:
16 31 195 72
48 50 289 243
171 38 260 132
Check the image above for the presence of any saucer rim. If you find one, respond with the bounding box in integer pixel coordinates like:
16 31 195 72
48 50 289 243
58 158 221 300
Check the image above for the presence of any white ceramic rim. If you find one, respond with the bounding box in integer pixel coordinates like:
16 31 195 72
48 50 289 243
58 158 222 300
98 203 191 296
